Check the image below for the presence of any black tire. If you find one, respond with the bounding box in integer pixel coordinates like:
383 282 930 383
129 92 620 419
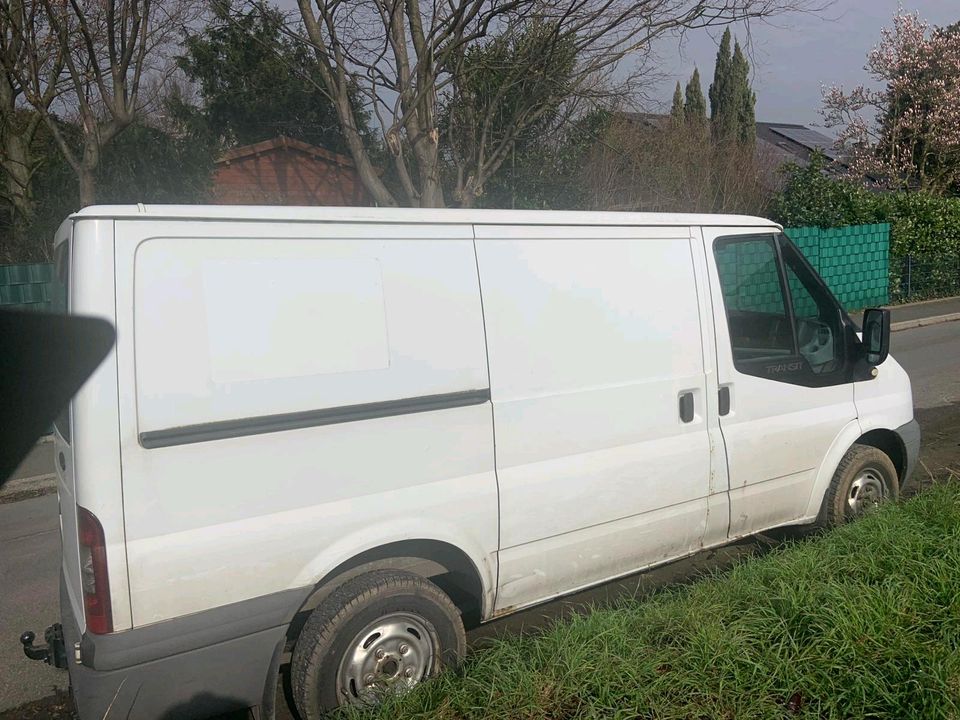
814 443 899 530
291 570 466 718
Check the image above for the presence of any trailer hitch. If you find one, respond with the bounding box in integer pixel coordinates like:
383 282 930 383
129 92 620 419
20 625 68 668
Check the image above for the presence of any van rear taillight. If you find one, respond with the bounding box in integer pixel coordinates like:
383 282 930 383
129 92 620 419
77 506 113 634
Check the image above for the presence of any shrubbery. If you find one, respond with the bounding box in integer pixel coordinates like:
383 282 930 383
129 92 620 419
771 154 960 257
771 154 960 301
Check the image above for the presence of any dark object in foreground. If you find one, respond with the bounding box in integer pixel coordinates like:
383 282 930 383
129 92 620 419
0 310 114 484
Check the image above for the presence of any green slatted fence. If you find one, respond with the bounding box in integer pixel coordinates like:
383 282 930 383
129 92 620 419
0 263 56 312
786 223 890 310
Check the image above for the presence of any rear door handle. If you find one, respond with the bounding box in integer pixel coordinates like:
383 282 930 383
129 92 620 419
679 392 694 423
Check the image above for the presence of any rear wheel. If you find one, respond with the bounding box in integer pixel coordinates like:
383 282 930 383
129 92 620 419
816 443 899 529
291 570 465 718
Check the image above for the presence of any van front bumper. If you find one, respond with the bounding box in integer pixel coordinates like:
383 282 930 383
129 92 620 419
58 574 308 720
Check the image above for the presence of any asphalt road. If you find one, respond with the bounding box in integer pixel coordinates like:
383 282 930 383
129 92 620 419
1 320 958 714
0 494 66 711
891 321 960 410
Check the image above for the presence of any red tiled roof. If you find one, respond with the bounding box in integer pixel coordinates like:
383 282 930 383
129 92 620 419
216 135 355 168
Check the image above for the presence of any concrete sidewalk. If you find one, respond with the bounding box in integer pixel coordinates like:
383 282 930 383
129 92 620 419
852 296 960 332
0 439 55 504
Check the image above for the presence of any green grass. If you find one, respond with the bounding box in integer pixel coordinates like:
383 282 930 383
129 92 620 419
352 484 960 720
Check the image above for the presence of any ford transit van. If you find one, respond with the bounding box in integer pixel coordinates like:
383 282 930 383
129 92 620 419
23 206 918 719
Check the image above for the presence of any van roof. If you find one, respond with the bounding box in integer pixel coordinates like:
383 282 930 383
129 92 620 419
71 204 781 229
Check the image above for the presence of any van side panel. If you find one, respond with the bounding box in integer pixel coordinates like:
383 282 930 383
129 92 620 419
113 222 498 625
63 219 131 632
475 226 713 612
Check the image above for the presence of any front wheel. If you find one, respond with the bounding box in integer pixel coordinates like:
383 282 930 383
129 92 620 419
816 443 899 529
291 570 466 717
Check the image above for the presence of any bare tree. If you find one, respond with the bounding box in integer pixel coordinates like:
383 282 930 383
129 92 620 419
287 0 826 208
579 113 777 215
0 0 62 227
10 0 196 207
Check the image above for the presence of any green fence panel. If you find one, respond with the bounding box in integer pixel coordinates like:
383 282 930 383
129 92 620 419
785 226 821 273
715 236 788 315
0 262 55 312
785 224 890 310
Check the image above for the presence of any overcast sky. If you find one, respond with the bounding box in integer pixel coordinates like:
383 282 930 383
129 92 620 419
654 0 958 130
274 1 957 133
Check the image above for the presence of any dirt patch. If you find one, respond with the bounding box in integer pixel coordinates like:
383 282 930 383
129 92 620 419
912 403 960 491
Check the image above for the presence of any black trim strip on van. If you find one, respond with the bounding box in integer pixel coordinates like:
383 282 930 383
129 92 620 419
138 388 491 449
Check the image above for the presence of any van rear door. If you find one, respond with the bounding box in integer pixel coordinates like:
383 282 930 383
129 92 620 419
51 225 85 633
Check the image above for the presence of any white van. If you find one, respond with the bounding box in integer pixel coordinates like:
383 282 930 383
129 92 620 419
24 206 918 720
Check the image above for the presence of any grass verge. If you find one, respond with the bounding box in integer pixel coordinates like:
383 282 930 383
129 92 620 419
352 483 960 720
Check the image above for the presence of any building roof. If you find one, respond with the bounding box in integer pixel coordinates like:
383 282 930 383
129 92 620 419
70 204 780 228
756 122 842 164
619 112 842 166
215 136 356 168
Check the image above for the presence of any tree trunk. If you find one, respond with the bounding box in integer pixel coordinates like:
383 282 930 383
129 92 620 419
78 166 97 208
2 131 35 223
418 176 446 208
334 91 397 207
412 135 445 208
75 140 101 208
0 76 36 224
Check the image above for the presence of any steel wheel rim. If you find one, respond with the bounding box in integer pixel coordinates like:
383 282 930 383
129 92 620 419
336 612 438 706
847 467 887 516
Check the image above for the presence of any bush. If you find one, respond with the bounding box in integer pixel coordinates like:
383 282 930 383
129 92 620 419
769 155 880 228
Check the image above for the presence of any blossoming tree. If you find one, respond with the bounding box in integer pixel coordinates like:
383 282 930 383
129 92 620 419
822 12 960 194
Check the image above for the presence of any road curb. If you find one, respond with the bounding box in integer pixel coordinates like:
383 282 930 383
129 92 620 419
0 473 57 504
891 312 960 333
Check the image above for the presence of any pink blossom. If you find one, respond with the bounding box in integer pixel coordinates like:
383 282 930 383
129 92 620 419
820 11 960 193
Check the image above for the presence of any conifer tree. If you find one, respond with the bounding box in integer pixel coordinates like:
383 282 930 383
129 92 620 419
709 29 736 139
670 81 685 124
684 68 707 127
710 30 755 144
732 40 756 145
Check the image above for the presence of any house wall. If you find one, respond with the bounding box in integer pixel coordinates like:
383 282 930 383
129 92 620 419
212 148 371 206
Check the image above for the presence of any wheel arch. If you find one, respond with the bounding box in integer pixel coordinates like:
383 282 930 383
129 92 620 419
802 420 907 521
286 539 487 650
855 428 907 483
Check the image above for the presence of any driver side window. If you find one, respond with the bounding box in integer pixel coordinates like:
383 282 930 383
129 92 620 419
714 233 847 386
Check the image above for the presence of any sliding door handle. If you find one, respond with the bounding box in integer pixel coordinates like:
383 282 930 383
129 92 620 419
679 392 694 423
719 386 731 416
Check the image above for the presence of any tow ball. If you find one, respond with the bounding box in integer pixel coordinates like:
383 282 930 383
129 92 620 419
20 625 68 668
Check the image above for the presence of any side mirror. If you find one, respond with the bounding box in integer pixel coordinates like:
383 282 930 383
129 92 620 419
861 308 891 366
